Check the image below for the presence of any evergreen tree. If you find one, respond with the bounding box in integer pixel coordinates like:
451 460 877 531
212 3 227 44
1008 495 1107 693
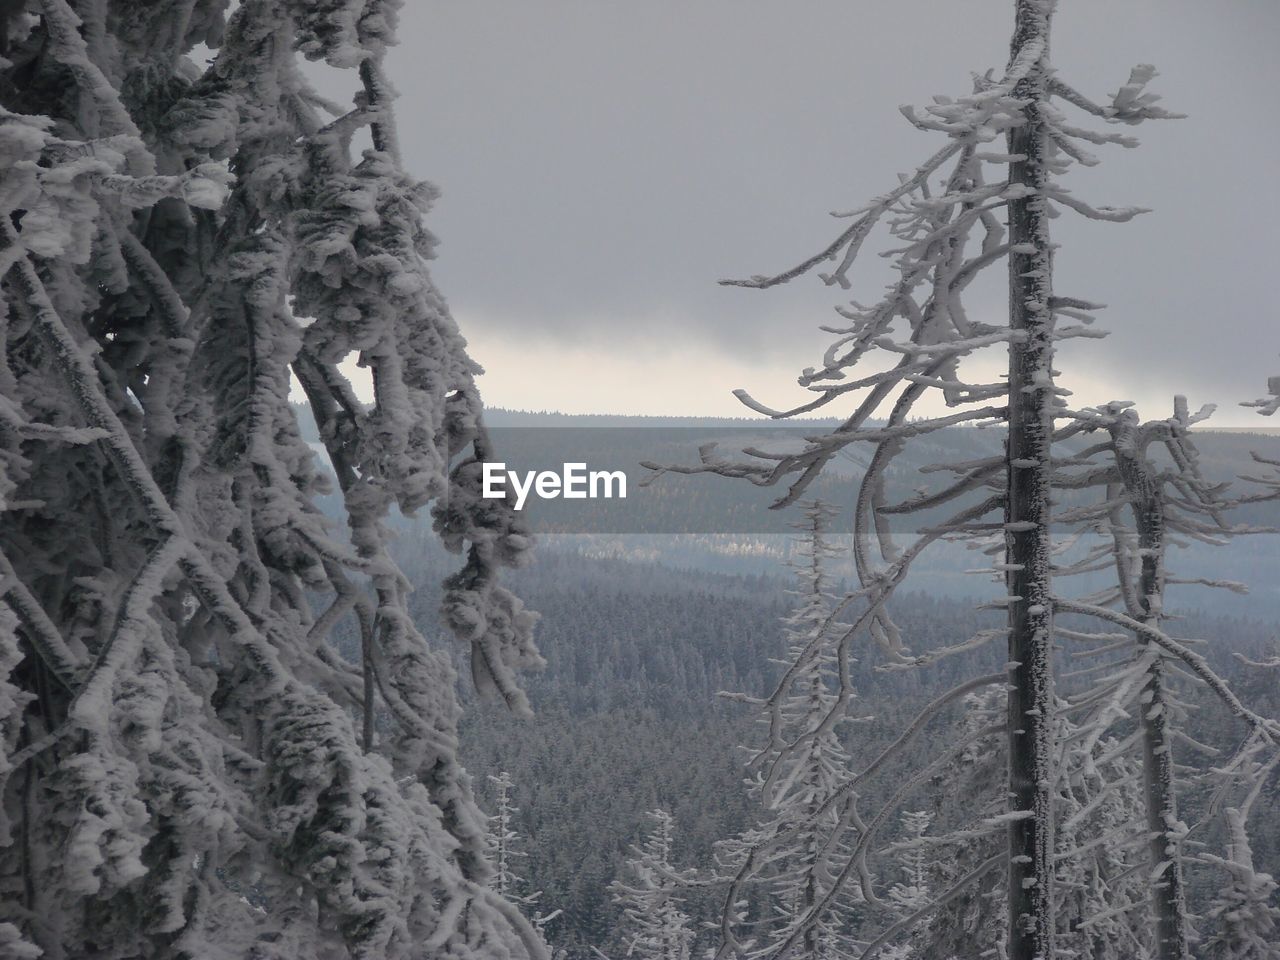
719 501 859 958
1201 803 1280 960
609 810 696 960
0 3 542 957
1053 731 1152 959
488 771 561 936
887 811 932 919
916 691 1008 960
882 810 932 960
489 771 533 902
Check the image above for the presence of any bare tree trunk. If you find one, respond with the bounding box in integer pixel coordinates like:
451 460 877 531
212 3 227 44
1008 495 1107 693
1109 425 1192 960
1005 3 1057 958
1136 622 1190 960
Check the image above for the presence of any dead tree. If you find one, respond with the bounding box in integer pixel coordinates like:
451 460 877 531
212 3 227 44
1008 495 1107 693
1051 398 1280 960
643 3 1206 957
1003 5 1057 955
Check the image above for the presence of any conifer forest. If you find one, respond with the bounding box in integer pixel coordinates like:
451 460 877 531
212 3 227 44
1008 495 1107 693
0 2 1277 959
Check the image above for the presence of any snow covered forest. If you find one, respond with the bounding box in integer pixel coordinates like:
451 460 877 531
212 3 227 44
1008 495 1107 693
1 1 1278 960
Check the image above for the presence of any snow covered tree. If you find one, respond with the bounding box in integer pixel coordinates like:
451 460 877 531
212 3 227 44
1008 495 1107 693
643 3 1246 959
488 771 560 936
1201 806 1280 960
1052 727 1151 959
716 501 860 959
0 3 543 958
1048 400 1204 960
887 811 932 920
1047 397 1280 959
489 771 531 902
610 809 696 960
878 810 932 959
909 691 1009 960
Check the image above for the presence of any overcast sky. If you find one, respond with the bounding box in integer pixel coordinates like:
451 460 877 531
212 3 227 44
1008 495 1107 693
325 1 1280 424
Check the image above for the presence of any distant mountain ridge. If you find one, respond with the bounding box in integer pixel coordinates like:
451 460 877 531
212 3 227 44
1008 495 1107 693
483 408 1280 434
480 408 852 428
293 402 1280 438
291 402 1280 540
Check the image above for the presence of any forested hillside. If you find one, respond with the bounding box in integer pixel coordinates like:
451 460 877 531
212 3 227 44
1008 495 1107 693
384 534 1280 958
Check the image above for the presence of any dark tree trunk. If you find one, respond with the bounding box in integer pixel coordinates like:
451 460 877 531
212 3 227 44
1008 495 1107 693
1109 421 1192 960
1004 3 1056 959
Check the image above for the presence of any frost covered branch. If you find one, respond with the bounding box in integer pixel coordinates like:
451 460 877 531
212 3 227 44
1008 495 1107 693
0 4 546 958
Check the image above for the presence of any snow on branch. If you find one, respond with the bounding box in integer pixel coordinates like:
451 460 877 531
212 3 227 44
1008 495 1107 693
0 2 547 957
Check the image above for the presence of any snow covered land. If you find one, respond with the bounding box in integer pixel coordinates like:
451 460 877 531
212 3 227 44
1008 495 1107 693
1 2 1277 960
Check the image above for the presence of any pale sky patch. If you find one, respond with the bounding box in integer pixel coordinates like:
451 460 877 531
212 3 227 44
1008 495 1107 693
303 0 1280 425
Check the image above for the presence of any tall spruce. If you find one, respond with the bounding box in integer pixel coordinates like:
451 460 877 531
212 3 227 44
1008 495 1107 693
488 771 559 937
0 2 543 958
717 501 857 959
609 810 696 960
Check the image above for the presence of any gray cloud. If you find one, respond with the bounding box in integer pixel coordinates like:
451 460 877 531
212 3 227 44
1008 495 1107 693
316 0 1280 422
